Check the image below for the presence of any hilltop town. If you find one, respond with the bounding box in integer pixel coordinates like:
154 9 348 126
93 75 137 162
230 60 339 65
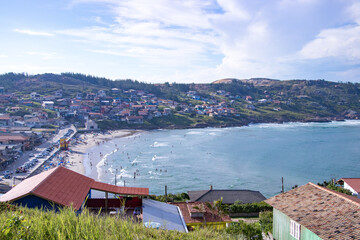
0 73 359 131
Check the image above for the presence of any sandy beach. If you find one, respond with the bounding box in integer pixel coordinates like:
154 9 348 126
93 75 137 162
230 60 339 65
67 130 140 175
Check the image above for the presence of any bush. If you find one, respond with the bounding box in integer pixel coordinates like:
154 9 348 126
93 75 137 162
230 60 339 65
259 211 273 235
317 180 352 195
149 192 190 202
229 201 272 214
226 221 262 240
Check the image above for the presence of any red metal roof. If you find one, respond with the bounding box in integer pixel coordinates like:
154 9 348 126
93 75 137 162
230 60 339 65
91 181 149 196
0 166 149 210
0 167 58 203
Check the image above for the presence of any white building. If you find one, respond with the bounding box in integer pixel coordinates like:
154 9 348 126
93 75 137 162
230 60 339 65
337 178 360 198
42 101 54 109
30 92 42 101
85 119 98 130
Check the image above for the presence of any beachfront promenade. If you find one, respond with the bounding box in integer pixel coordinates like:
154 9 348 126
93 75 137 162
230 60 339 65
1 125 77 186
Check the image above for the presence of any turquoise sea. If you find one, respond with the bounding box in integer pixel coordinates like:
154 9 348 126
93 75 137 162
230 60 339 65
84 120 360 197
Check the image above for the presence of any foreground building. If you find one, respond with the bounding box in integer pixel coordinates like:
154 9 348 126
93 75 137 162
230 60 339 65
0 166 149 212
265 182 360 239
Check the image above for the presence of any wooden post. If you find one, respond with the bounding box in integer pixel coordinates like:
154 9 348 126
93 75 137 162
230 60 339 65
281 177 284 193
115 169 117 186
105 192 108 212
165 185 168 203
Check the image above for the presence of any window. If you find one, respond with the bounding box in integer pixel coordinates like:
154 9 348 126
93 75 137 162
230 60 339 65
290 219 301 240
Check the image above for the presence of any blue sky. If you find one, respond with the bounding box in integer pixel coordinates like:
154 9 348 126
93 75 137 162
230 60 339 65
0 0 359 83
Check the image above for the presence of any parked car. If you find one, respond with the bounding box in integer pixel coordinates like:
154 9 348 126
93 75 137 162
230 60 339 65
3 170 12 175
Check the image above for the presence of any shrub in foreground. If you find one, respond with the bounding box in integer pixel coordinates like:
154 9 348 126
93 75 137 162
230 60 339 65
0 203 233 240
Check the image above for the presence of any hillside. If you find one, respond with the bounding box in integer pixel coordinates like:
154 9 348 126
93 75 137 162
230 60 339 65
0 203 232 240
0 73 359 129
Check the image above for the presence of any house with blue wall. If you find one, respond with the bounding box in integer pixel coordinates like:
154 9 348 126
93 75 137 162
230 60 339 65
265 182 360 239
0 166 149 212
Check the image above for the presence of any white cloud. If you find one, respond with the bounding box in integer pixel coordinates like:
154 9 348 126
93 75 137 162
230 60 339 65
14 29 54 37
299 25 360 61
59 0 360 82
26 52 62 60
0 54 7 58
0 64 61 73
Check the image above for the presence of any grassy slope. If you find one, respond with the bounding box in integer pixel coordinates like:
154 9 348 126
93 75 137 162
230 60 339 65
0 204 233 240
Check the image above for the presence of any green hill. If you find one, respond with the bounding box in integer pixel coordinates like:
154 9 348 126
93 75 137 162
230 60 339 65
0 72 359 129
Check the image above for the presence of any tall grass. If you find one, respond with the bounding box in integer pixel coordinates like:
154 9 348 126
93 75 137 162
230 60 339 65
0 204 233 240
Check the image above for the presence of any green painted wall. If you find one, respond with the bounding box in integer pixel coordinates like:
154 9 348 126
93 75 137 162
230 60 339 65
301 227 322 240
272 208 322 240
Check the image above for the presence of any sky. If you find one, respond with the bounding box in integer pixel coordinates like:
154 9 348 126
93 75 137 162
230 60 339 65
0 0 359 83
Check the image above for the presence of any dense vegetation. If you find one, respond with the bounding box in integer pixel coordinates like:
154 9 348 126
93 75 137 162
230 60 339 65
0 203 232 240
317 180 353 195
228 201 272 214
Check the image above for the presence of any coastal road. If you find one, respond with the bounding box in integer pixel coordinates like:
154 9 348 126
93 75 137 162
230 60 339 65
1 124 77 186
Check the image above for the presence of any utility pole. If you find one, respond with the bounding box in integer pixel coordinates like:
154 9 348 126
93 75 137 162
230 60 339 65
165 185 168 202
281 177 284 193
115 169 118 186
124 180 126 187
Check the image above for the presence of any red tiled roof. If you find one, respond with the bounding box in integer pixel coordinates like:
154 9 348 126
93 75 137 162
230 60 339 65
338 178 360 193
0 115 10 120
0 134 29 141
171 202 232 224
265 182 360 239
0 166 149 210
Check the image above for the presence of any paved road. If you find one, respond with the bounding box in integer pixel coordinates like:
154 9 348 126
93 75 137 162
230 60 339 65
1 124 77 186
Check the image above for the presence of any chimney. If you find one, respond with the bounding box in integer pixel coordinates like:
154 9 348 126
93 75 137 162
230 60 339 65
210 185 213 190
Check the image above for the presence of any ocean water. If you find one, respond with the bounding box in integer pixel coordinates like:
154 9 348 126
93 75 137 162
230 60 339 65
84 120 360 198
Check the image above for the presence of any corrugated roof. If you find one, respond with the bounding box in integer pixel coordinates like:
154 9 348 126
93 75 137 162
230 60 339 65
142 199 188 232
265 182 360 239
171 202 232 224
339 178 360 193
0 167 58 202
91 181 149 196
188 189 266 204
0 166 149 210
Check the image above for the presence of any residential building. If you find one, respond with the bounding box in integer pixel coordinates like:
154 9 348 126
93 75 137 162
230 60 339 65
188 188 266 205
265 182 360 239
42 101 54 109
85 119 98 130
126 116 144 124
163 108 172 116
0 114 11 126
337 178 360 197
142 199 188 232
171 201 232 230
0 166 149 212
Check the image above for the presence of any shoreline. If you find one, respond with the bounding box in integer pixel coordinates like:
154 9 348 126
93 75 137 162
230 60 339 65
66 119 360 178
67 130 141 176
